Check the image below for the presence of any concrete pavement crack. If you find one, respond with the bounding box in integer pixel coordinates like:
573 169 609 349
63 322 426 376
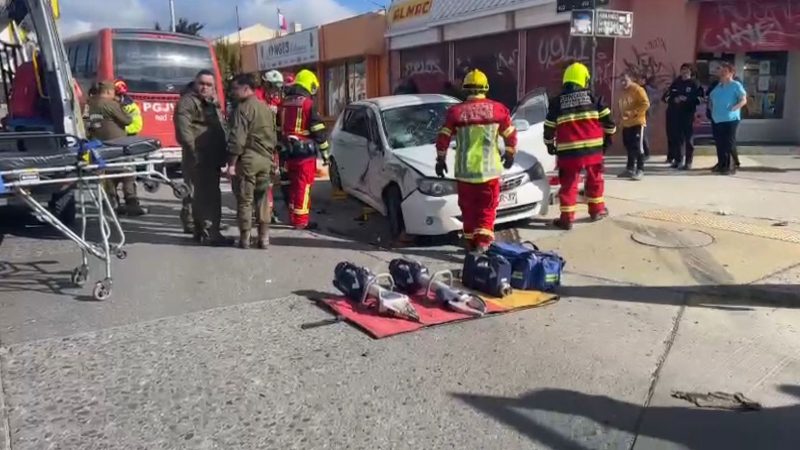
629 297 688 450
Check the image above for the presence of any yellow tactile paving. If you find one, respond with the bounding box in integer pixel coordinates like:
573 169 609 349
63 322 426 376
634 209 800 245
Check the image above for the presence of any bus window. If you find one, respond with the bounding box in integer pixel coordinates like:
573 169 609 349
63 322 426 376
112 38 214 94
74 43 87 75
86 42 97 76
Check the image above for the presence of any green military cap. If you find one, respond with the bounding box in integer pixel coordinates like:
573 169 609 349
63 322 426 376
97 81 116 92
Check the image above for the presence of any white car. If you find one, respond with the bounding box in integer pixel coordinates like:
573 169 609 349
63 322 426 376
329 93 552 238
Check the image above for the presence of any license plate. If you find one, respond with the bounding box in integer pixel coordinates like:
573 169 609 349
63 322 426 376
499 191 518 208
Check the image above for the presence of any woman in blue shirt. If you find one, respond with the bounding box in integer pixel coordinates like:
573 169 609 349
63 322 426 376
708 62 747 175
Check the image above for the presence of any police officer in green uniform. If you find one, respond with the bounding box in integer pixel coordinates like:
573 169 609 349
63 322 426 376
86 81 144 215
174 70 231 246
226 74 277 250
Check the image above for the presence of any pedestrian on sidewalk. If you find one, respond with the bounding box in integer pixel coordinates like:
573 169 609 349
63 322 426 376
618 74 650 180
226 74 278 250
544 62 616 231
663 63 704 170
708 62 747 176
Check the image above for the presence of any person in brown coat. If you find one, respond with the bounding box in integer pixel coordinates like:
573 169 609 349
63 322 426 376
174 70 232 246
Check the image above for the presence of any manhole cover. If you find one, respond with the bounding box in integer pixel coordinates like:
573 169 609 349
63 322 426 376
631 228 714 249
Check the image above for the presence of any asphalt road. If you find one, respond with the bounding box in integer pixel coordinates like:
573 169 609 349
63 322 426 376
2 158 800 449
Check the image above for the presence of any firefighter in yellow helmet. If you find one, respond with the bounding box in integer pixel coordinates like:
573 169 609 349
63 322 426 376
435 69 517 253
278 69 329 230
543 62 616 230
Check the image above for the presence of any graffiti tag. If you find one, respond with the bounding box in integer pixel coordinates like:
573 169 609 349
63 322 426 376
402 58 443 77
700 1 800 51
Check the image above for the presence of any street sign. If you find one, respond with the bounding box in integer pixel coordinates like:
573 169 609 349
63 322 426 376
557 0 609 13
569 10 595 37
595 9 634 38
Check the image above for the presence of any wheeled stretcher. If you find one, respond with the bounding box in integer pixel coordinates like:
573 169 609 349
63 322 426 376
0 133 189 300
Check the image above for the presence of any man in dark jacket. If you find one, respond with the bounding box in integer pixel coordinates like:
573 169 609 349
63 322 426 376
174 70 231 246
663 63 704 170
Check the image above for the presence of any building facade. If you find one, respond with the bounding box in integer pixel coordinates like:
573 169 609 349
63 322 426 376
240 12 390 121
386 0 800 150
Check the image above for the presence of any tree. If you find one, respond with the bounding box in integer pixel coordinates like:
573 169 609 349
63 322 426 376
153 18 205 36
214 40 240 83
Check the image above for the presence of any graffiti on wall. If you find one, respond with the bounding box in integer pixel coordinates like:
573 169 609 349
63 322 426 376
454 33 519 109
402 58 444 78
620 38 676 88
698 0 800 52
526 24 614 103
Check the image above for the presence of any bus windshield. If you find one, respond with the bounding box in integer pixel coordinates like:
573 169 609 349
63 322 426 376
113 38 214 94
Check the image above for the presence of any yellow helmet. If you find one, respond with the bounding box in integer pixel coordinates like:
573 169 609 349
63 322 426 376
294 69 320 95
462 69 489 93
563 62 591 88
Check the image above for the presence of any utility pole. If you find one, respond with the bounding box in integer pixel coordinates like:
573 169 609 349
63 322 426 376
236 4 243 72
169 0 176 32
590 0 597 90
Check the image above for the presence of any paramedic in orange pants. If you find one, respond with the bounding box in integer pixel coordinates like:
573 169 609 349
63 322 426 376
278 69 329 230
544 62 617 230
435 69 517 253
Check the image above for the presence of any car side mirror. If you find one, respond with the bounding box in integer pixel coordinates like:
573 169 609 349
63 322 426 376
513 119 531 132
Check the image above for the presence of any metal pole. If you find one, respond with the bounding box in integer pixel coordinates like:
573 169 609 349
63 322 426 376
236 5 243 72
590 0 597 90
169 0 176 32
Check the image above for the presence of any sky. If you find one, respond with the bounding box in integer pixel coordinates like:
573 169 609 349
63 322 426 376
58 0 378 39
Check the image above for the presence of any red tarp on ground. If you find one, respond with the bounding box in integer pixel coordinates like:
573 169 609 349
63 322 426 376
321 290 558 339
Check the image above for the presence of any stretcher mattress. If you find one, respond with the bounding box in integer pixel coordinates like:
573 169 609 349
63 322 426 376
0 137 162 171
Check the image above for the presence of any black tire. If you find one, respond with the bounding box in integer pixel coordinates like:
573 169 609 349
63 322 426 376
383 184 405 240
329 157 343 191
49 191 76 226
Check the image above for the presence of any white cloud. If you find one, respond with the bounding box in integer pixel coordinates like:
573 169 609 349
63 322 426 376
58 0 357 40
58 0 155 38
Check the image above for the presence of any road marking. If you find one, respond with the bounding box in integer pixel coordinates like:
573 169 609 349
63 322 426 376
634 209 800 244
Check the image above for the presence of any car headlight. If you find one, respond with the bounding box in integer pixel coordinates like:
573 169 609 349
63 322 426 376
525 161 546 181
417 178 457 197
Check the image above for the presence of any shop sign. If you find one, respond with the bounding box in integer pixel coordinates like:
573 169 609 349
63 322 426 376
257 28 319 71
698 0 800 52
594 10 633 38
389 0 433 25
557 0 609 13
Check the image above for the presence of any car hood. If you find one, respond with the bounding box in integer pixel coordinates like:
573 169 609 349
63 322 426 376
392 144 541 179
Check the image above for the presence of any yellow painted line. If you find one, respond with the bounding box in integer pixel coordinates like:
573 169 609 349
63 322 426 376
634 209 800 244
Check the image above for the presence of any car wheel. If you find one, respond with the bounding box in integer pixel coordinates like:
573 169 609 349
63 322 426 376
383 184 405 240
49 191 76 227
329 157 343 191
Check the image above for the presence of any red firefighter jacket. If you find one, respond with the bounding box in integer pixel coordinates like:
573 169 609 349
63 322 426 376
543 85 616 164
435 95 517 183
278 86 329 159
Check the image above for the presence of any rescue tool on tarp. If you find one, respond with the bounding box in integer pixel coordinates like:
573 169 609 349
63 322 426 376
333 262 421 322
389 259 487 317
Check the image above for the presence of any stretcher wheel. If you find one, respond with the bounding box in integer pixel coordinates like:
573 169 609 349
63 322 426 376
71 265 89 287
93 278 113 301
143 180 160 194
115 249 128 260
172 183 190 200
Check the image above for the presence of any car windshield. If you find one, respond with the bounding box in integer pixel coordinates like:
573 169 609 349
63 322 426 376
381 102 453 149
113 38 214 93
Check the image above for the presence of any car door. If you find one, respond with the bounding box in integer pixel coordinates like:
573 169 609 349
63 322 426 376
512 88 556 172
333 106 371 193
362 107 391 207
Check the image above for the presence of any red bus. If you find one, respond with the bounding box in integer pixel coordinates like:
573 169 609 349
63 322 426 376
63 28 225 164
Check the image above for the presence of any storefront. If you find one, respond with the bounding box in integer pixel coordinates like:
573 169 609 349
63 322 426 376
255 27 322 80
695 0 800 144
318 12 390 119
386 0 615 111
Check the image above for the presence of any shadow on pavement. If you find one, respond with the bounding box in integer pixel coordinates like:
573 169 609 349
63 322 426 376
0 260 75 297
561 283 800 309
453 386 800 450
